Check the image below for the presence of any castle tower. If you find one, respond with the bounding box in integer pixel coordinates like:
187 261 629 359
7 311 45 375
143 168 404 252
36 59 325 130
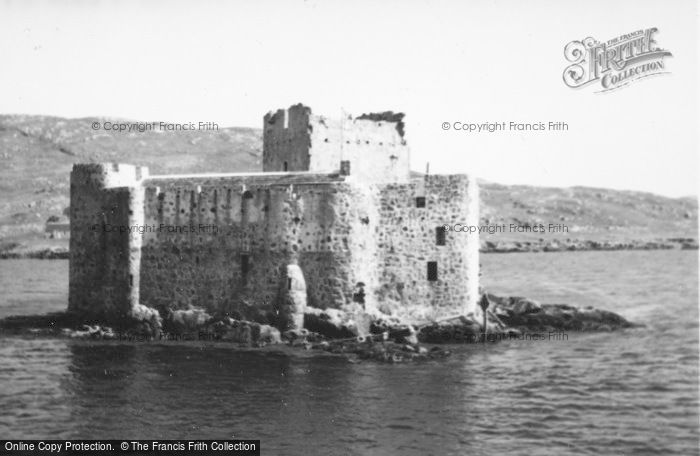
263 104 410 183
68 163 148 321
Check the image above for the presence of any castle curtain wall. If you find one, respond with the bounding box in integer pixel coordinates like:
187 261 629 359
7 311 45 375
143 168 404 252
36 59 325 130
68 105 479 326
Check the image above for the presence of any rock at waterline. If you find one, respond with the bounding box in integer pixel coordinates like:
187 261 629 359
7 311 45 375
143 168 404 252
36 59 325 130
300 296 636 345
487 294 637 332
0 293 638 363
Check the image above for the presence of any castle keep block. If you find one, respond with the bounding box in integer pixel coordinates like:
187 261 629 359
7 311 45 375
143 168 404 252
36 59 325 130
263 104 410 183
69 105 479 328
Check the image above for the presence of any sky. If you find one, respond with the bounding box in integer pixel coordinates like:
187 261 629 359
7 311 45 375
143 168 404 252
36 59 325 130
0 0 698 197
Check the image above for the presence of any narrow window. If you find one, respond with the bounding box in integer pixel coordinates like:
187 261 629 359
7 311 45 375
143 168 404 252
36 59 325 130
242 190 254 222
427 261 438 281
415 197 426 208
436 226 446 246
157 191 165 216
241 254 250 275
287 277 292 290
283 161 288 171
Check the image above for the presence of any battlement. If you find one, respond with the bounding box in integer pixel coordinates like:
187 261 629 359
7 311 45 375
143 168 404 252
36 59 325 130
263 104 410 183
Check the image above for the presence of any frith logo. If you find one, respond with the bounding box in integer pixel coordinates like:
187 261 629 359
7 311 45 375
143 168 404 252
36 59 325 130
563 28 672 93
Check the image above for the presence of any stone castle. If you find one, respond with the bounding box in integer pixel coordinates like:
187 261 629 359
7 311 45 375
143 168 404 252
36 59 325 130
69 104 480 330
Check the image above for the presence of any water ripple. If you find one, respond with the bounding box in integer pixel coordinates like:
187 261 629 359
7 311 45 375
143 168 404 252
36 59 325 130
0 252 698 454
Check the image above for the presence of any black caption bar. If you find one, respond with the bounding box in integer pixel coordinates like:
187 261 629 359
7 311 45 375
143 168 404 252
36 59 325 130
1 441 259 456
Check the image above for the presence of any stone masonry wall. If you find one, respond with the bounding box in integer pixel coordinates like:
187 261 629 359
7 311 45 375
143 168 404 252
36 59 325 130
307 115 410 183
138 173 370 324
263 105 312 173
263 104 410 183
69 166 479 327
372 174 479 321
69 164 148 320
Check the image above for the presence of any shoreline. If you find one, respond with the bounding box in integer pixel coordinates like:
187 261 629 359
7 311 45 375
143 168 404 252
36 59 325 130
0 237 697 259
480 237 698 253
0 294 640 363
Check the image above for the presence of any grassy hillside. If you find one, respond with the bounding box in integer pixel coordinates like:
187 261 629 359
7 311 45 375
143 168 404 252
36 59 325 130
480 182 697 244
0 114 696 255
0 114 260 253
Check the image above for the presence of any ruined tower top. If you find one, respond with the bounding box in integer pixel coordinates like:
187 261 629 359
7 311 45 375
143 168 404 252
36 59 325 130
263 104 410 183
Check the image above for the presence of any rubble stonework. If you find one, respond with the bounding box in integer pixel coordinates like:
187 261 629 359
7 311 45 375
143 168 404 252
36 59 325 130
68 105 480 329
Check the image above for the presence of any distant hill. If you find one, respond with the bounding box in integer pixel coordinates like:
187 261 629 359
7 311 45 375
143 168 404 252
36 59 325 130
0 114 261 254
479 182 697 245
0 114 696 256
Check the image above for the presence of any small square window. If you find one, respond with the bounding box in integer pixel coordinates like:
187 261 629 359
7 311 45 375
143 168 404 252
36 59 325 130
416 197 426 208
427 261 438 281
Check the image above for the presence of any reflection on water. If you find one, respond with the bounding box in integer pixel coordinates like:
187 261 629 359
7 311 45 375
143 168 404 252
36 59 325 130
0 251 698 455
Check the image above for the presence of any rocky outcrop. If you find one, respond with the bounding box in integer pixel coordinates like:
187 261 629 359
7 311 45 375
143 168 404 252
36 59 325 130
480 238 697 253
301 295 636 345
167 306 211 332
131 303 163 336
0 293 638 363
210 318 282 346
487 294 637 332
303 305 380 339
0 246 69 259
